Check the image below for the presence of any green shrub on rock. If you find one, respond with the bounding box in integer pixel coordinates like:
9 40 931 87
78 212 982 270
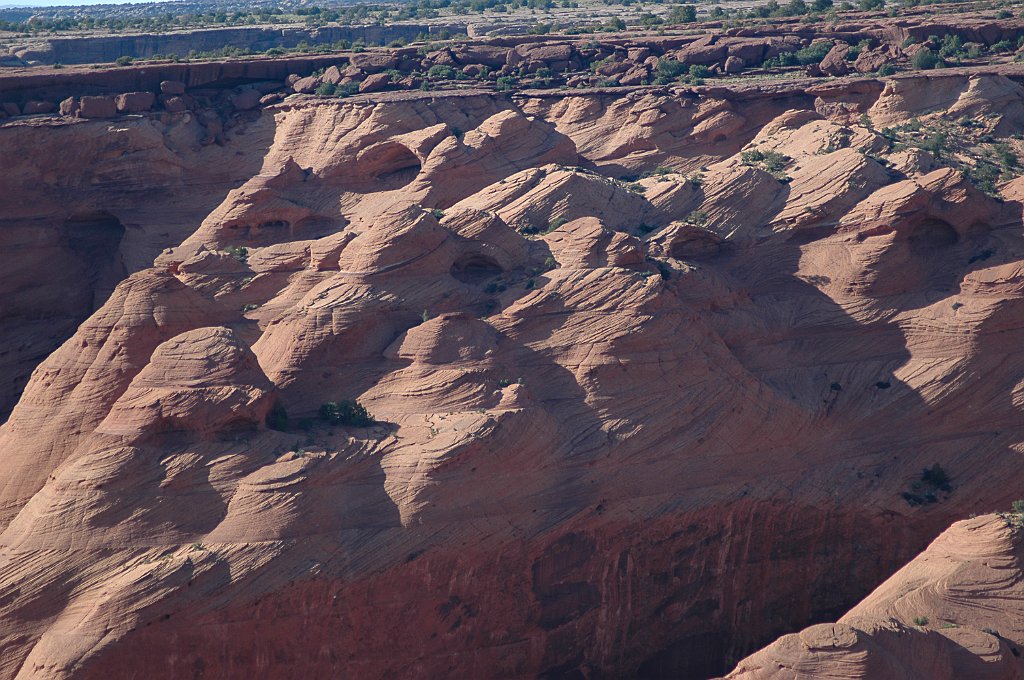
319 400 375 427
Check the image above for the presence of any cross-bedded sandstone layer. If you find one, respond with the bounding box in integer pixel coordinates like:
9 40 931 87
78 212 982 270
4 58 1024 679
726 513 1024 679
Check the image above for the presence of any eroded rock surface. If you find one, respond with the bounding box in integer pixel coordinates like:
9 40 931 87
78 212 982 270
0 110 273 418
3 67 1024 680
726 515 1024 679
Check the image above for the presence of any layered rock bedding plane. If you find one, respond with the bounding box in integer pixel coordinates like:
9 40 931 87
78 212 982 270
7 7 1024 679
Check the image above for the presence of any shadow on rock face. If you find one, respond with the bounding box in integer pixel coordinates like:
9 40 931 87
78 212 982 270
64 211 128 310
450 253 504 284
364 142 423 190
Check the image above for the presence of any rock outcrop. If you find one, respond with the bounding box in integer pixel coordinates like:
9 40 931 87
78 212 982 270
725 515 1024 679
4 53 1024 680
0 98 274 418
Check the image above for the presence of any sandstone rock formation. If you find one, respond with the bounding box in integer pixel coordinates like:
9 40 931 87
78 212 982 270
0 99 274 418
725 515 1024 679
4 47 1024 680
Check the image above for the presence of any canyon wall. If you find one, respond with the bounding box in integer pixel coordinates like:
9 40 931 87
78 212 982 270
0 55 357 104
0 110 274 418
2 65 1024 678
6 23 467 66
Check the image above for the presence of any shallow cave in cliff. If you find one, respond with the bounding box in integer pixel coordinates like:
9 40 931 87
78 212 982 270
247 218 291 243
908 217 959 251
232 215 340 246
669 232 723 260
365 142 422 189
63 211 128 310
450 253 504 283
258 219 290 230
65 211 125 254
292 215 340 241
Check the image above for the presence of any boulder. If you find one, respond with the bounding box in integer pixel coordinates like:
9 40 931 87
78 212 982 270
160 80 186 95
904 43 931 59
724 55 745 74
619 66 650 86
22 100 54 115
197 109 223 145
452 45 509 68
515 42 574 64
322 65 344 85
2 102 19 117
59 97 79 117
814 98 862 124
350 52 398 73
595 59 630 77
259 93 283 106
359 72 392 93
115 92 155 113
197 109 222 131
523 59 547 74
230 89 262 111
78 96 117 119
819 43 850 77
577 44 612 61
675 35 727 65
724 38 770 63
627 47 651 62
426 48 457 66
853 48 891 74
159 95 189 113
292 76 321 94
